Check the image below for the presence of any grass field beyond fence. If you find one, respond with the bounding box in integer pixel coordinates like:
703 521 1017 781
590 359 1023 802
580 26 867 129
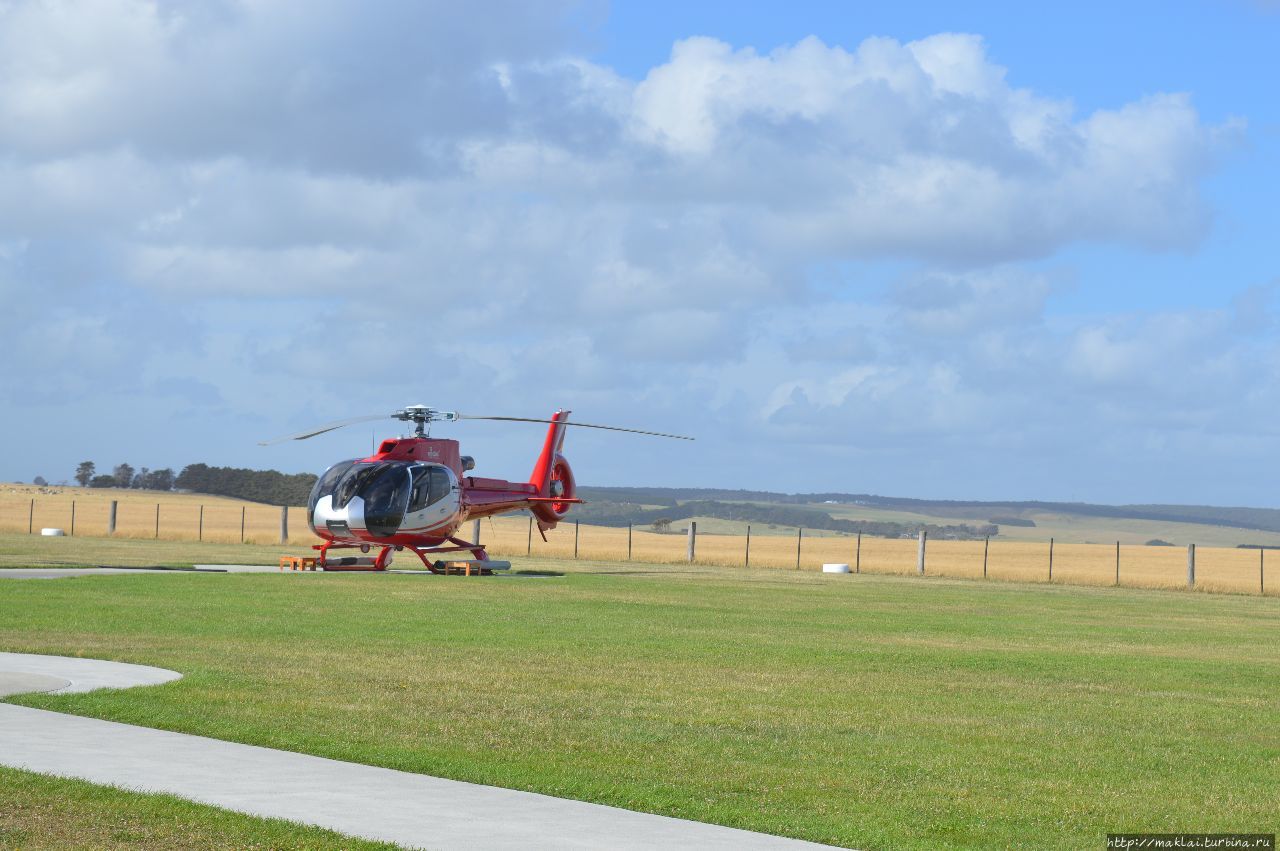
2 485 1272 595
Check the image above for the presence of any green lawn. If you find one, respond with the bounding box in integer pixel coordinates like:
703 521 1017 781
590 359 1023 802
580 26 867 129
0 540 1277 849
0 765 396 849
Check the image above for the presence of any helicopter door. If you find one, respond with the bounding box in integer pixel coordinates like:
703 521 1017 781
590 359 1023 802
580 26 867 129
360 463 413 537
404 464 459 529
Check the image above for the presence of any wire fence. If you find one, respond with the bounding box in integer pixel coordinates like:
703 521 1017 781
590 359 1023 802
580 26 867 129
1 489 1272 595
1 490 308 546
477 515 1273 596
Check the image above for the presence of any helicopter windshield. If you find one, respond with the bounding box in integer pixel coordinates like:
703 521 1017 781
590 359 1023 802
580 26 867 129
308 459 358 517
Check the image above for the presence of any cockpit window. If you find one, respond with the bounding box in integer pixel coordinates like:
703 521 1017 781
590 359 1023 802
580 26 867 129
309 459 357 515
407 465 453 513
361 464 412 537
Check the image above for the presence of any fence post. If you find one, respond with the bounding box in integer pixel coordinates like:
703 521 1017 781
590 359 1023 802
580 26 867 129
278 506 288 544
795 527 803 570
1048 537 1054 582
107 500 117 536
1115 541 1120 585
687 521 697 563
627 524 632 561
1262 548 1266 595
70 500 75 536
745 525 751 568
155 503 160 538
240 506 246 543
917 530 926 575
471 519 481 544
527 516 533 555
574 520 579 558
1187 543 1196 588
983 535 989 579
28 498 34 534
856 530 861 574
199 505 204 541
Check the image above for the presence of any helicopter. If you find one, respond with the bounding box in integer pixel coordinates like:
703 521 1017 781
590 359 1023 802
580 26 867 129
260 406 692 573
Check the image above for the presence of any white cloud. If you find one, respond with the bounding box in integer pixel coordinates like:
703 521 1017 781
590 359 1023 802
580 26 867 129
0 3 1269 502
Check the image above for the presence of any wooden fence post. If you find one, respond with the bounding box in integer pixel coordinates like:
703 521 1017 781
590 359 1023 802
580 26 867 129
70 500 75 536
199 505 204 541
28 498 34 534
240 506 246 543
527 516 533 555
1048 537 1054 581
1261 548 1266 595
1187 543 1196 588
983 535 989 579
856 530 861 574
1115 541 1120 585
745 525 751 568
687 521 697 563
627 524 632 561
155 503 160 538
107 500 117 536
471 519 481 545
917 529 926 575
278 506 287 544
795 527 803 570
574 520 579 558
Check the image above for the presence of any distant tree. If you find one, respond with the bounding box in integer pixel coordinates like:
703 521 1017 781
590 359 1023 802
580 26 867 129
651 518 672 532
142 468 175 491
1145 539 1174 547
89 475 117 488
112 463 135 489
132 467 149 489
74 461 95 487
33 476 47 486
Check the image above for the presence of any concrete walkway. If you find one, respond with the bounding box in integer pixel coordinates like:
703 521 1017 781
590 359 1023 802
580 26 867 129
0 654 836 850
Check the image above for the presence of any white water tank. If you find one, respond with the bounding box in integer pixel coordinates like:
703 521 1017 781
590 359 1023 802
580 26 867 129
822 563 850 574
40 528 66 536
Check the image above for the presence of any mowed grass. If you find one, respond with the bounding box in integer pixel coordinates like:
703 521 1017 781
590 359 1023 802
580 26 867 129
1 549 1277 849
0 766 396 850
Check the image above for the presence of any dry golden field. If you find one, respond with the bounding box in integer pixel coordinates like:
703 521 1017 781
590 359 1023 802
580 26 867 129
478 514 1272 595
2 484 1273 595
0 484 308 546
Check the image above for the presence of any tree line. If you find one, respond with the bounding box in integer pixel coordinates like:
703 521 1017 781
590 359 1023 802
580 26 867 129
75 461 176 492
72 461 317 506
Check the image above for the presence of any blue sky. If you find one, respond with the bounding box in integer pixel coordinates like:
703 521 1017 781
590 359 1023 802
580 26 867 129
1 1 1278 505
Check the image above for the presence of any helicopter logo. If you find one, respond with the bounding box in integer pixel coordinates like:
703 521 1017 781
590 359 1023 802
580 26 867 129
261 407 692 573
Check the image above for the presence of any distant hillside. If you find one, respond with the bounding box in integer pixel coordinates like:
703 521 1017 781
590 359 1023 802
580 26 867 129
576 487 1280 534
573 497 996 540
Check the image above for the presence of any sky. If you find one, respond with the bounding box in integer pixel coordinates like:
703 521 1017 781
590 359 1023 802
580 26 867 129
2 0 1278 505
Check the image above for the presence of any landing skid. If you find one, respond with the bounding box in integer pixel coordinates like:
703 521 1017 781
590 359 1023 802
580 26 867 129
313 536 505 575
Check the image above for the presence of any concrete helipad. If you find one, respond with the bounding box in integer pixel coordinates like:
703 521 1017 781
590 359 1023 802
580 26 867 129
0 653 835 850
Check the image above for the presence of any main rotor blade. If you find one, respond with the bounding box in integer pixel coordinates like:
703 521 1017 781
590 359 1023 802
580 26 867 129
457 415 694 441
258 413 391 446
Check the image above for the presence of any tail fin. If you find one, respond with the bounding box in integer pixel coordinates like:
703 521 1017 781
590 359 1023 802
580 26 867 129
529 409 575 530
529 409 570 495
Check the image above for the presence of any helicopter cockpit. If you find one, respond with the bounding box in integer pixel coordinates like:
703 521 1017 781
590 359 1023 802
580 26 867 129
308 459 458 538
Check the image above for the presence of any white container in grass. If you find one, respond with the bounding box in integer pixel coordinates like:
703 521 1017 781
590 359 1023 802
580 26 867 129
822 563 850 573
40 528 65 536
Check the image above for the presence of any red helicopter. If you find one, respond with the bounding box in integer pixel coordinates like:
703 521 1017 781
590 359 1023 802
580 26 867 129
261 406 692 573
